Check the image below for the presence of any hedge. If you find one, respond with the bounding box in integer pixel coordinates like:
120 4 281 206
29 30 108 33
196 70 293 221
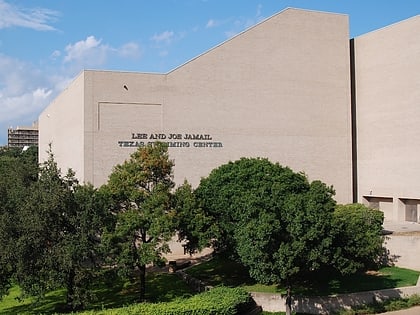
75 286 252 315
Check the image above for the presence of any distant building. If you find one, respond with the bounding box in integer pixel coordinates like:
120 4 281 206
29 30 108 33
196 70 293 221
8 122 39 148
39 8 420 223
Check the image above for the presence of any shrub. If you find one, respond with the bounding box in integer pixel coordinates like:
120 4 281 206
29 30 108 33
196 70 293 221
77 286 252 315
408 294 420 307
385 299 408 311
337 294 420 315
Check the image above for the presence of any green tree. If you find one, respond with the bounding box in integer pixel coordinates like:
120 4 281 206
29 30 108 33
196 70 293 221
0 146 38 298
103 142 176 301
0 146 38 184
13 150 110 310
195 157 336 284
56 183 113 310
13 150 74 301
331 203 385 274
173 180 212 254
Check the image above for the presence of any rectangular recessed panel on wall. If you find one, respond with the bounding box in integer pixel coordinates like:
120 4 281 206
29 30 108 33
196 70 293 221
364 196 393 221
92 102 163 187
400 199 420 223
98 102 162 132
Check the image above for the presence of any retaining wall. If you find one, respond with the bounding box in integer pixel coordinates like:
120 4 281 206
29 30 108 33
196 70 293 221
251 284 420 314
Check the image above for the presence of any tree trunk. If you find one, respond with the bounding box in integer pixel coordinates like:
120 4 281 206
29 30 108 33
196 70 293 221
66 268 75 310
139 264 146 302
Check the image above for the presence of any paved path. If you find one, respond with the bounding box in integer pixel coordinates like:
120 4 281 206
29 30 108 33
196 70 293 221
383 221 420 235
165 238 213 262
381 305 420 314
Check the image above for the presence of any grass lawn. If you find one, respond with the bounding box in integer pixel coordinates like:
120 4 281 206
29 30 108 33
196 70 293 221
296 266 420 296
0 271 194 315
186 255 420 296
0 285 66 315
1 258 418 314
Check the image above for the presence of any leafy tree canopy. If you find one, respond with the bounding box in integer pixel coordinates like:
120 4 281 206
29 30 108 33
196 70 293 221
195 157 337 284
331 203 385 274
103 142 176 301
3 148 111 310
0 146 38 297
173 180 213 254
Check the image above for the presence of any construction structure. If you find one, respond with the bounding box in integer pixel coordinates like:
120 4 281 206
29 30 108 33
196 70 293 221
8 122 38 148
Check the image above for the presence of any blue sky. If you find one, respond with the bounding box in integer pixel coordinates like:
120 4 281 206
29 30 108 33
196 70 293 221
1 0 419 146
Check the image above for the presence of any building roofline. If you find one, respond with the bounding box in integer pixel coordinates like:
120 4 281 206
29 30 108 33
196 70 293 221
353 14 420 39
167 7 348 74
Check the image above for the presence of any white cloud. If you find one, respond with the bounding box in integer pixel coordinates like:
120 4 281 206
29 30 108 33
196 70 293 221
62 36 141 71
224 5 265 39
1 53 89 144
151 31 175 44
118 42 141 59
0 34 142 145
0 54 66 144
0 0 59 31
206 18 230 29
206 19 217 28
33 87 52 100
64 35 108 65
50 50 61 59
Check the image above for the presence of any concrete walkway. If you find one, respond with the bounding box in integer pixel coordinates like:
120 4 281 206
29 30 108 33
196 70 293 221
382 305 420 314
383 221 420 235
165 238 213 263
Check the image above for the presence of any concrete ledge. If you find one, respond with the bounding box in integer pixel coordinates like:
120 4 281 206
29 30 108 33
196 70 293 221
251 282 420 314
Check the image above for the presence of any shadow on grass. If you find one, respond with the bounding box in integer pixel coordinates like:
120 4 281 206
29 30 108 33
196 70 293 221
185 255 258 287
89 270 195 308
293 268 402 296
145 272 194 302
0 270 195 315
0 289 67 315
185 255 419 297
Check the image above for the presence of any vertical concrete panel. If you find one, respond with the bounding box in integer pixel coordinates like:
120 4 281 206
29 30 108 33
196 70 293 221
355 16 420 214
85 71 166 186
93 102 162 185
166 8 352 203
38 72 85 179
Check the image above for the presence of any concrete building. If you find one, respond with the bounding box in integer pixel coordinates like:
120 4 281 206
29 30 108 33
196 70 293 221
354 15 420 223
8 122 38 148
38 8 420 223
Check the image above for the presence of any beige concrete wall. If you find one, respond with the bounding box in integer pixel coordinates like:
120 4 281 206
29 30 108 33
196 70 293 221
355 15 420 221
386 235 420 271
165 8 352 203
252 285 420 313
82 70 166 185
39 73 85 179
39 8 352 204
